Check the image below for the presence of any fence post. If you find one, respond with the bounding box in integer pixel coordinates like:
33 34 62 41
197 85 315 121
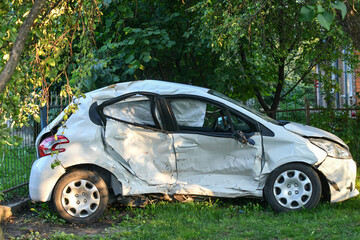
305 100 310 125
40 105 48 130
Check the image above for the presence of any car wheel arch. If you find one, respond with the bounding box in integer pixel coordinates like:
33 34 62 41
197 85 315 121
262 155 320 175
56 164 122 200
263 161 329 201
263 162 323 212
313 167 331 202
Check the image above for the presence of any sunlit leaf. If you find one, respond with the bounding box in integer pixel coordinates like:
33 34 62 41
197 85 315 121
34 114 41 123
47 58 56 67
317 12 333 30
316 5 325 14
331 2 347 20
51 159 61 169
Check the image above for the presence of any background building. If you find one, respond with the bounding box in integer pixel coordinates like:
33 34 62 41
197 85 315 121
315 54 359 108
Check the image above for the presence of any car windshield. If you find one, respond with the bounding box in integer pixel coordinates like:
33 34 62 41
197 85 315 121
208 90 280 125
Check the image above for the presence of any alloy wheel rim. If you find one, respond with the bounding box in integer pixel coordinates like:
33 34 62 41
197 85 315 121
61 179 100 218
273 170 313 209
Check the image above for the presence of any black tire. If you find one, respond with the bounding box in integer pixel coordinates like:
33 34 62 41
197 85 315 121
53 169 109 223
264 163 321 212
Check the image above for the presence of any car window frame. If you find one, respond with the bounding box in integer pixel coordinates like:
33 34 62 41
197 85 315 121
162 94 260 138
96 92 165 132
227 109 258 133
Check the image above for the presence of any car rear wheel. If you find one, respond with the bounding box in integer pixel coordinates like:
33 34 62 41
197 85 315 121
53 169 109 223
264 163 321 212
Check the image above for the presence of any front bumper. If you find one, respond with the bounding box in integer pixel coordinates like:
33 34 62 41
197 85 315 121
317 157 359 203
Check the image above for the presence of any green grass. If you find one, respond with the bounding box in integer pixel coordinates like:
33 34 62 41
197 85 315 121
101 199 360 239
45 175 360 240
48 198 360 240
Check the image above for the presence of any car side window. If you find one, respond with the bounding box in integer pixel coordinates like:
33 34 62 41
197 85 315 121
103 95 161 128
230 112 257 133
169 98 231 132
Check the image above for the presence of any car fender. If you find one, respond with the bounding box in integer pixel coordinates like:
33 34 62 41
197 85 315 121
29 156 66 202
261 128 328 172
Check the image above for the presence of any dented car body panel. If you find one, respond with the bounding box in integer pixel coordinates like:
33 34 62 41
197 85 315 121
317 157 358 203
172 132 263 195
29 80 358 205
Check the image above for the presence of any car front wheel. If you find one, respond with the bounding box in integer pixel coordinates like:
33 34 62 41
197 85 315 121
264 163 321 212
53 169 109 223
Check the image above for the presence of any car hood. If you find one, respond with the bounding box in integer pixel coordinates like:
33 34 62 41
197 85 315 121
283 122 347 147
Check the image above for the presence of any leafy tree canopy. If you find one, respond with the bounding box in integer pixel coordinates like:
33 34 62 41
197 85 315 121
299 0 360 51
0 0 359 145
189 0 359 116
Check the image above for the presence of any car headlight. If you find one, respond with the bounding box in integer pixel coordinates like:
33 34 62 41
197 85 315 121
309 138 351 159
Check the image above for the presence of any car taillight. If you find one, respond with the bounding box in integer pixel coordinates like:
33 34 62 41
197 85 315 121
38 135 69 157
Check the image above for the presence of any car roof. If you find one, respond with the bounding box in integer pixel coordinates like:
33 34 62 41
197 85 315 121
88 80 210 99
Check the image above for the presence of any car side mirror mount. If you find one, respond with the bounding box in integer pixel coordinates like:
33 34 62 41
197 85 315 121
233 130 255 146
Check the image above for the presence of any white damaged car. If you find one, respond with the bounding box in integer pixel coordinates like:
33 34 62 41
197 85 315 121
29 80 359 223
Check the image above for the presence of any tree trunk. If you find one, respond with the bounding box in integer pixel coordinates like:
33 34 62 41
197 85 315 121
0 0 47 93
338 1 360 50
269 57 286 119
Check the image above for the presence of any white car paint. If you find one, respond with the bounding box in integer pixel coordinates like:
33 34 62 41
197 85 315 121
29 80 358 204
284 122 346 146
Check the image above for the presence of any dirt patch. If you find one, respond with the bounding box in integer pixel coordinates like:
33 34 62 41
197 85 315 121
1 202 128 239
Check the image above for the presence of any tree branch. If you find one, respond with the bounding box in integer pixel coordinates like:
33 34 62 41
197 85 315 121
40 0 63 21
280 62 315 100
254 87 270 112
271 57 286 112
0 0 47 93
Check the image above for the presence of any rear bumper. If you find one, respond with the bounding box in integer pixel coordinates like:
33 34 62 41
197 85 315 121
29 156 66 202
317 157 359 203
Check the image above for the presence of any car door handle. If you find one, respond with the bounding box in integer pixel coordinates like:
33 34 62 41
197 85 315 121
114 135 127 140
178 143 198 148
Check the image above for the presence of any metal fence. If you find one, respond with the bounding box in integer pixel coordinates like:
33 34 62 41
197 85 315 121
0 122 41 200
0 94 68 202
268 107 359 125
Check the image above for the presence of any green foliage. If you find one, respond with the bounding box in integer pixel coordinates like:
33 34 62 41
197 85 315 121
30 203 66 224
51 158 61 169
14 231 43 240
0 120 22 146
299 5 316 21
1 0 358 129
0 187 4 202
317 11 334 30
300 1 347 30
50 232 77 240
0 0 102 146
84 0 222 91
0 0 222 139
189 0 358 113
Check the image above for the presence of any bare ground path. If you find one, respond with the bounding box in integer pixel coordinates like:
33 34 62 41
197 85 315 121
1 202 127 239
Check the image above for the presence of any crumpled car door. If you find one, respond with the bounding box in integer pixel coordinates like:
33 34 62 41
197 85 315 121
101 95 177 186
168 98 263 196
